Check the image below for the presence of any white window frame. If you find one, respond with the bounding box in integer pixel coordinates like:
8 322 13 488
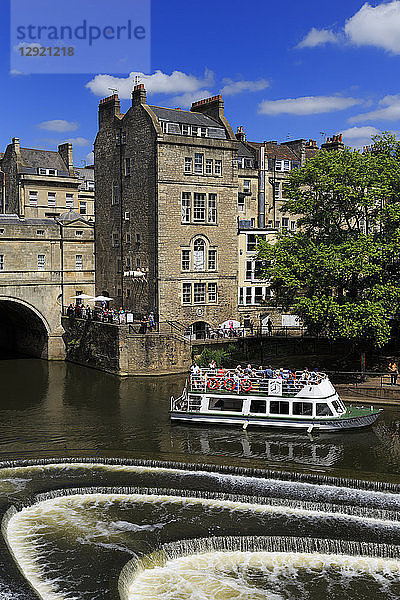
181 249 190 271
184 157 192 174
75 255 83 271
208 282 217 303
47 192 56 207
205 158 213 175
37 254 45 271
181 192 191 223
193 193 206 222
0 255 3 271
29 191 38 206
243 180 251 193
194 153 203 174
208 249 217 271
182 124 190 136
66 193 74 209
193 238 206 271
208 194 217 224
214 159 222 175
79 201 87 215
193 282 206 304
182 282 192 304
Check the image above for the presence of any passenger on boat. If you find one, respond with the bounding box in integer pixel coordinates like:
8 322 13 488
301 368 310 381
244 364 254 376
235 365 244 376
191 363 200 374
264 366 274 378
209 359 217 370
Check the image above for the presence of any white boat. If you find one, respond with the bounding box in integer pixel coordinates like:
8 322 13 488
170 369 382 432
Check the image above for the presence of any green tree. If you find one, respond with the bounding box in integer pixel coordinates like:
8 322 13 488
257 133 400 348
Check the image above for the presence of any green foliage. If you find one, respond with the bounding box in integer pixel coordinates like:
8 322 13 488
197 347 230 367
257 133 400 348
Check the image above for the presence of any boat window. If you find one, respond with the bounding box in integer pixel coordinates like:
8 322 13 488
316 403 333 416
208 397 243 412
270 401 289 415
331 400 344 413
293 402 313 416
250 399 266 414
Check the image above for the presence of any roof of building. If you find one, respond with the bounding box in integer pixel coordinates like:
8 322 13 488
149 106 222 128
263 143 299 161
0 214 59 226
19 148 69 171
74 166 95 181
237 141 255 158
58 210 86 222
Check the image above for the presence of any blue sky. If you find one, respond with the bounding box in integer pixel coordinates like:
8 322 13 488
2 0 400 165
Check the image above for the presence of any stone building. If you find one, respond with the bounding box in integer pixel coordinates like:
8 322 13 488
0 212 95 359
234 128 319 328
95 86 239 337
94 85 321 335
1 138 94 220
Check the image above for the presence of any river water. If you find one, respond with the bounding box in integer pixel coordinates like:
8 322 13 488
1 358 400 600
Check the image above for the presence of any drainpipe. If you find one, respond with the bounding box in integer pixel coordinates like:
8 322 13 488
258 146 265 229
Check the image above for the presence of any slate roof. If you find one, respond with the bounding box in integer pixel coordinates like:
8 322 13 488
74 166 95 181
20 148 69 172
149 106 222 128
238 141 255 158
264 143 299 161
0 214 58 226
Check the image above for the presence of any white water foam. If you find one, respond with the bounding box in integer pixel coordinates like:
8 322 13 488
6 491 400 600
127 551 400 600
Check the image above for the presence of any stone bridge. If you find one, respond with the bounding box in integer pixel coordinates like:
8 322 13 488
0 288 65 360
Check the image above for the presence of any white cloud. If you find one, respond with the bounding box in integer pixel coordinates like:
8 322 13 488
339 125 380 147
85 152 94 164
64 137 91 147
349 94 400 122
297 27 339 48
258 95 362 116
345 1 400 54
166 90 213 109
340 125 380 139
86 69 214 99
219 78 269 95
38 120 79 132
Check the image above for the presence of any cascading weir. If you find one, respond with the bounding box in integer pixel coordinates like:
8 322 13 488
0 458 400 600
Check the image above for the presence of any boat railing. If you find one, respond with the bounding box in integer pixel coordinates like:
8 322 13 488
189 369 327 396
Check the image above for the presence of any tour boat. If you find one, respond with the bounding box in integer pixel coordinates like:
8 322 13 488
170 369 382 432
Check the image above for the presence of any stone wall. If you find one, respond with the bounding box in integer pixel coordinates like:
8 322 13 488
62 317 191 375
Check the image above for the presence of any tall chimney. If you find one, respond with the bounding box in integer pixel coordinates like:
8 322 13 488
132 83 147 107
58 142 74 175
98 94 121 128
236 126 246 142
191 95 225 120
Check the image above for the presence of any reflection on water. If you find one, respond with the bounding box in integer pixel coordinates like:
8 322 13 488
0 358 400 477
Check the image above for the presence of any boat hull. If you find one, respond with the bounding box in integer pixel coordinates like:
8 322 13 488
169 410 381 431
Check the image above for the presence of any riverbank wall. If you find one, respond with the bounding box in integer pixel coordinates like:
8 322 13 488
62 317 192 376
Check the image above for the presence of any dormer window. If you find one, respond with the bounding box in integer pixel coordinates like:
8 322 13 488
160 121 167 133
182 124 190 135
38 168 57 176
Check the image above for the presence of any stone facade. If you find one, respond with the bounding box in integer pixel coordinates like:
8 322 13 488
95 87 321 337
0 213 95 359
63 317 191 375
1 138 94 220
95 88 239 336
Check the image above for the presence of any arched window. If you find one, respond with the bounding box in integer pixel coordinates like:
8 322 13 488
193 238 205 271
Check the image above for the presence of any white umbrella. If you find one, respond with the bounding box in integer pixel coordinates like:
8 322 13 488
220 319 241 329
70 294 95 299
92 295 113 302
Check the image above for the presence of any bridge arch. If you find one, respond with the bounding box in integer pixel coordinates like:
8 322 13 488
0 296 50 358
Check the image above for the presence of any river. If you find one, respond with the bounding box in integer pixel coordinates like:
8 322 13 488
1 358 400 599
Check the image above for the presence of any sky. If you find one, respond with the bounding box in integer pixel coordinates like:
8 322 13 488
2 0 400 165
